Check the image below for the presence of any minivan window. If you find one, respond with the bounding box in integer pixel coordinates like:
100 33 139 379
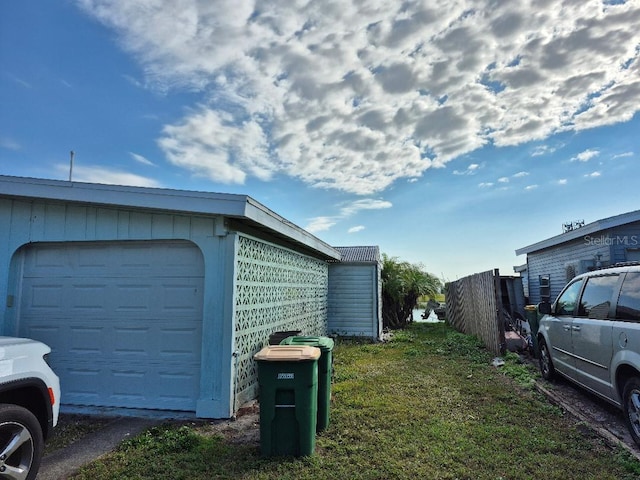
577 274 618 319
555 278 584 315
616 272 640 322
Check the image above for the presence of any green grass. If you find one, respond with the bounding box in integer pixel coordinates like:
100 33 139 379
72 323 640 479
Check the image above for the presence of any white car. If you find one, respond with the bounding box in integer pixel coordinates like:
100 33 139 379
0 337 60 480
537 264 640 447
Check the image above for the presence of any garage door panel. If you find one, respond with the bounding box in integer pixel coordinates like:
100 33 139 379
23 279 203 318
59 362 199 410
69 326 105 355
19 242 204 412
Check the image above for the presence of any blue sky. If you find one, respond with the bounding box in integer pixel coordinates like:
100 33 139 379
1 0 639 281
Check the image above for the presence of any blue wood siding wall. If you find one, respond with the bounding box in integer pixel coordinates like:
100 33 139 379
526 221 640 304
327 263 381 339
609 224 640 263
526 234 606 304
0 198 236 418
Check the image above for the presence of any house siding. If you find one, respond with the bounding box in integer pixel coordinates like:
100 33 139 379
609 224 640 263
327 263 380 339
526 234 606 304
233 235 328 407
525 221 640 304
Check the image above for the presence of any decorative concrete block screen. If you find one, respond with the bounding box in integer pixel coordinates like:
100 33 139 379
234 235 328 406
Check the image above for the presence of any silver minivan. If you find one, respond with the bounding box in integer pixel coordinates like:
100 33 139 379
537 264 640 447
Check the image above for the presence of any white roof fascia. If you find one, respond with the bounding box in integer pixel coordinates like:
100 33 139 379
0 175 340 260
515 209 640 256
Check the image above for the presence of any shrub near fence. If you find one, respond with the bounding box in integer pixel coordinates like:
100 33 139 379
445 269 506 355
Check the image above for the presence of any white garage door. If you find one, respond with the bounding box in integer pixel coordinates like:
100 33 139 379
18 241 204 412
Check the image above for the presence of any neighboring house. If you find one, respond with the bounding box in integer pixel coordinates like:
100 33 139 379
0 175 363 419
515 209 640 304
513 264 529 299
328 246 382 340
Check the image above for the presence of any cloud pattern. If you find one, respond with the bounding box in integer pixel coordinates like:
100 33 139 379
77 0 640 194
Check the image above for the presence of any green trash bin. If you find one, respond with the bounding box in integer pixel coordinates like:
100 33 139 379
280 336 334 432
525 305 540 358
254 345 321 456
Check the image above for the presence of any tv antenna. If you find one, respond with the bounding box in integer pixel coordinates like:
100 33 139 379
562 220 585 233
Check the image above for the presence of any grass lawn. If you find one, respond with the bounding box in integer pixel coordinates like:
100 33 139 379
72 323 640 479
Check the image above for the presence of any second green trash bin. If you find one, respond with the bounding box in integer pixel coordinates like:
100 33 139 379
254 345 321 456
280 336 334 432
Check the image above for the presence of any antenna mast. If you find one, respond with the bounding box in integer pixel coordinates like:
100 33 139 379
69 150 74 182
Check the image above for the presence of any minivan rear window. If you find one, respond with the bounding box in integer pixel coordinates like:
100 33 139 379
616 272 640 322
578 275 618 319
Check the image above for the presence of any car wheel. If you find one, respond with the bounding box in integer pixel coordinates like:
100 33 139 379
623 377 640 447
0 404 43 480
538 338 555 381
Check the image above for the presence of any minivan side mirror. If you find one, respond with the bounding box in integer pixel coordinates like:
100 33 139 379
538 301 552 315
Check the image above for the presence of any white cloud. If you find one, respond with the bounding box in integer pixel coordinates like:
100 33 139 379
76 0 640 194
7 74 31 89
571 149 600 162
0 137 21 151
613 152 633 159
453 163 481 176
306 197 392 233
129 152 156 166
339 199 392 216
304 216 337 233
57 164 162 187
585 171 602 178
158 108 272 184
348 225 365 234
531 145 557 157
558 179 568 185
497 177 509 183
479 182 493 188
513 171 529 178
525 184 538 190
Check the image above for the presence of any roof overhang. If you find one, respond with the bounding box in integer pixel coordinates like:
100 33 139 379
515 209 640 256
0 175 340 260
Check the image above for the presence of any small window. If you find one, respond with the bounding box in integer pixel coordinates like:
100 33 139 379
539 274 551 302
578 275 619 319
616 272 640 322
554 279 584 316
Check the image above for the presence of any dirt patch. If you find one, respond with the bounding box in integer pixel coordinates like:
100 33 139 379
198 401 260 446
45 414 115 454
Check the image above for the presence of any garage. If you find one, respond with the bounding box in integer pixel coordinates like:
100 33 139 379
0 175 341 418
17 240 204 412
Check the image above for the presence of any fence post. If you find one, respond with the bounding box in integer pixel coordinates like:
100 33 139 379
493 269 506 355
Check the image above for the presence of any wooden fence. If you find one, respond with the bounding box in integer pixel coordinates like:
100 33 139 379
445 269 506 356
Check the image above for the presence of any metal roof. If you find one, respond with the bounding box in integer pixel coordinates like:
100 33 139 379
515 209 640 255
332 246 380 263
0 175 340 260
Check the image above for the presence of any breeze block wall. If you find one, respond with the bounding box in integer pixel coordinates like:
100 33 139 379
233 234 328 406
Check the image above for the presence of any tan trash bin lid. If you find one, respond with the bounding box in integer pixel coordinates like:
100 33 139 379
254 345 321 362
